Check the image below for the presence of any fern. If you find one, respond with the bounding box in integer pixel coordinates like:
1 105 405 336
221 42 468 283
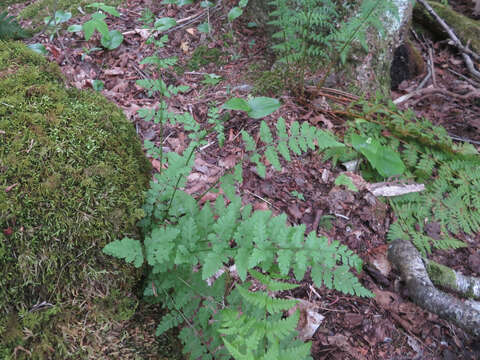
267 0 396 91
245 118 344 177
104 16 372 356
105 120 368 358
0 11 29 40
347 97 478 255
219 271 311 359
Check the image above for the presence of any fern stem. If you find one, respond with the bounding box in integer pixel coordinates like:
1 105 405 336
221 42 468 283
165 143 198 214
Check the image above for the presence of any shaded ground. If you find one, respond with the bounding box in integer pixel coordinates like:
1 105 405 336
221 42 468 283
6 0 480 358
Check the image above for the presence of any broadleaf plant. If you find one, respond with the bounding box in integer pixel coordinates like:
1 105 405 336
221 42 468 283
67 2 123 50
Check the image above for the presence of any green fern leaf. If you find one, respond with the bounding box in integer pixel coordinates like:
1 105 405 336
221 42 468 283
277 249 293 276
102 237 144 268
266 309 300 340
277 140 291 161
264 146 280 170
144 227 179 267
288 137 302 155
242 130 257 152
235 246 251 281
249 269 299 292
202 251 225 279
279 342 312 360
260 120 274 144
293 250 309 281
156 311 183 335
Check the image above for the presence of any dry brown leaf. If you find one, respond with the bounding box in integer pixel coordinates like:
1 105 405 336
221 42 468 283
186 27 196 36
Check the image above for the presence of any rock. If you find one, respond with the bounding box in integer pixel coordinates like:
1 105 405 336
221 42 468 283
0 41 151 356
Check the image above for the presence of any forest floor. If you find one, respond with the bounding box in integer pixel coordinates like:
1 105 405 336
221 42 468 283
7 0 480 359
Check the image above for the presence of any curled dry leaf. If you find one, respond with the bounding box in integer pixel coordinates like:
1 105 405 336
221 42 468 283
288 299 325 340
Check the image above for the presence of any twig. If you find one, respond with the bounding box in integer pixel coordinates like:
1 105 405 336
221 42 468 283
29 0 59 40
394 86 480 105
417 0 480 80
447 68 480 87
428 46 436 87
448 133 480 145
244 189 281 212
416 65 431 91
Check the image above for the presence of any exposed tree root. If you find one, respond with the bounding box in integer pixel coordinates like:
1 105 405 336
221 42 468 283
426 260 480 301
388 239 480 338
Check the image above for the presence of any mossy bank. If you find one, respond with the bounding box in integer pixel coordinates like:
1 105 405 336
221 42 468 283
0 41 151 358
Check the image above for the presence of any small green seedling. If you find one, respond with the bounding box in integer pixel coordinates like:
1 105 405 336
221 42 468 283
81 46 102 61
222 96 281 119
228 0 249 22
67 2 123 50
334 174 358 192
290 190 305 201
202 73 222 86
43 10 71 39
92 79 104 91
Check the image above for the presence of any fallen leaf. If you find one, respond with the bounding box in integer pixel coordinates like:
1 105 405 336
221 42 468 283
135 28 152 40
181 41 189 53
288 299 325 340
219 155 237 169
366 245 391 276
287 204 302 220
253 202 269 211
186 28 196 36
151 159 161 171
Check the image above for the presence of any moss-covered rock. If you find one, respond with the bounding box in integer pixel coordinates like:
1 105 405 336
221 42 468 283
0 40 151 358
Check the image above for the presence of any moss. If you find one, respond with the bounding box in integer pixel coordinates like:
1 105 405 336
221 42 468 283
0 40 151 357
413 1 480 54
252 70 284 96
187 45 225 71
17 0 123 27
426 260 458 290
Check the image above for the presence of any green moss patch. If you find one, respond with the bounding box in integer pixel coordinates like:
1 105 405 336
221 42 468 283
0 40 151 358
187 45 226 71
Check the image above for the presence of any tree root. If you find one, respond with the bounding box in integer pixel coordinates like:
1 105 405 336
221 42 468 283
426 260 480 301
388 239 480 338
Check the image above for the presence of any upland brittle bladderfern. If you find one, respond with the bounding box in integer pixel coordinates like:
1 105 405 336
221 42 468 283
102 16 371 356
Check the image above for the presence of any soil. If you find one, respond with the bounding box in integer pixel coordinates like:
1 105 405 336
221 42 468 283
6 0 480 358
